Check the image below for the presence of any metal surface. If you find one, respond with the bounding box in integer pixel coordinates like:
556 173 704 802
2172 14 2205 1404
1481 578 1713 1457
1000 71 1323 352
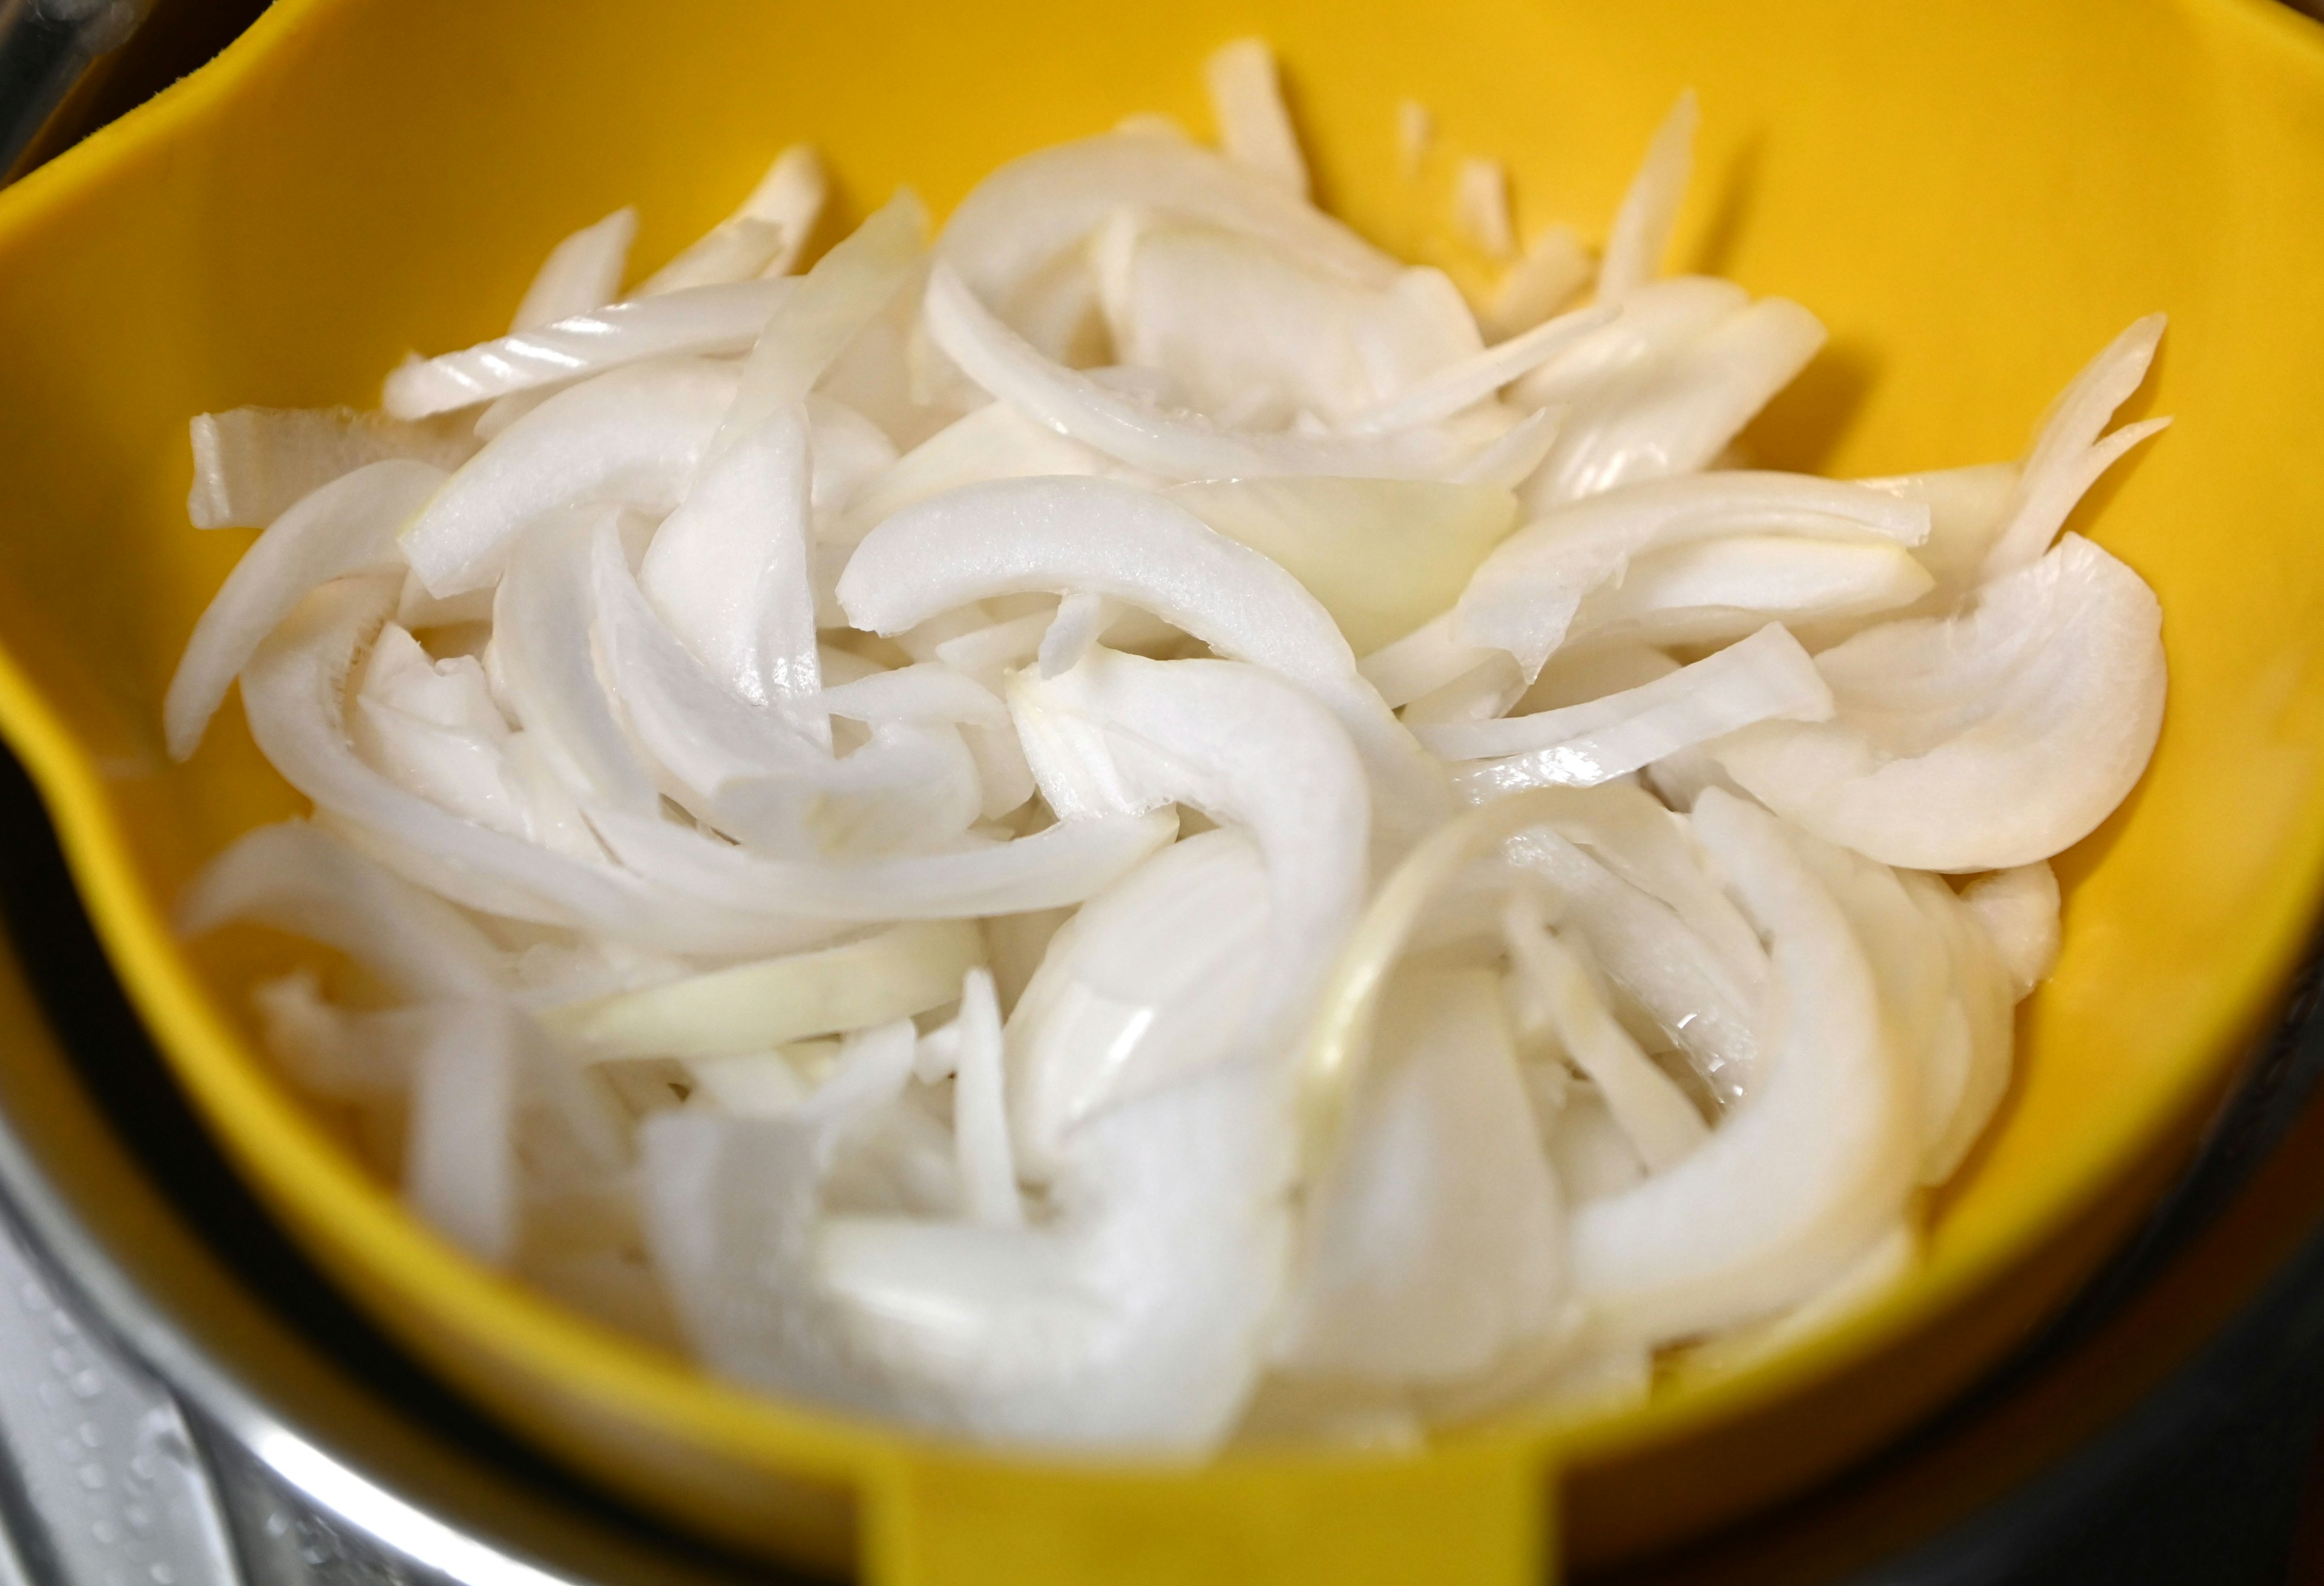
0 0 150 178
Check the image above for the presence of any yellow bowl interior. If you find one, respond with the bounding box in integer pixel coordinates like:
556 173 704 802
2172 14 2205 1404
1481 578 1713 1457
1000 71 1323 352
0 0 2320 1581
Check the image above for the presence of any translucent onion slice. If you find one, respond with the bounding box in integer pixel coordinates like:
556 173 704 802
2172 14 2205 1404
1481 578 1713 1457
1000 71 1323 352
382 279 792 420
641 145 826 295
1342 303 1615 434
1204 39 1307 197
591 802 1180 921
1006 829 1270 1177
839 399 1112 536
1423 624 1832 795
1483 225 1595 342
1358 612 1501 710
491 508 661 814
252 970 434 1099
404 1000 527 1262
836 474 1449 831
166 459 447 760
353 624 530 837
1092 214 1479 426
1167 477 1517 656
1568 790 1914 1345
508 207 637 332
1961 861 2061 1001
1502 892 1708 1170
240 576 841 953
401 357 741 597
814 663 1008 728
1905 871 2015 1185
638 404 822 721
188 407 477 531
1979 315 2169 579
1521 296 1826 509
1595 93 1697 302
949 967 1023 1228
1276 965 1564 1382
1515 275 1747 410
936 130 1399 352
541 920 984 1061
1560 535 1934 653
180 818 507 998
1855 461 2018 610
1456 472 1929 677
924 263 1493 482
1712 533 2165 871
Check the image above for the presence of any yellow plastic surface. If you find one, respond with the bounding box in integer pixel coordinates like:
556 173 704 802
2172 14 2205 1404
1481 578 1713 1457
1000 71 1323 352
0 0 2318 1580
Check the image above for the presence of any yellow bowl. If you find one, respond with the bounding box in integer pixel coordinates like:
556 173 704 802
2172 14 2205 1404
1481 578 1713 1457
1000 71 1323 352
1 0 2320 1579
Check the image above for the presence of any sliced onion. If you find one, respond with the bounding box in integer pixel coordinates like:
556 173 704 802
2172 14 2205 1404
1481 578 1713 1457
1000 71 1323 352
1561 534 1934 653
1855 461 2018 609
815 663 1008 727
839 399 1111 535
1204 39 1307 197
1712 533 2165 870
401 357 741 596
542 920 984 1061
383 279 792 420
924 263 1492 482
187 407 476 531
1569 790 1914 1345
1905 871 2015 1185
642 145 826 295
1980 315 2168 579
1168 477 1517 656
1342 303 1615 434
405 1000 527 1262
1961 861 2061 1001
1429 624 1833 795
1457 472 1929 677
1484 226 1594 343
836 474 1449 831
949 967 1023 1228
1595 93 1697 302
1276 965 1564 1382
166 459 446 760
508 207 637 333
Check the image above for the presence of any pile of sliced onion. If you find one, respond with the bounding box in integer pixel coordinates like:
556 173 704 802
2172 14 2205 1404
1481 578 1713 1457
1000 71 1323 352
168 41 2169 1454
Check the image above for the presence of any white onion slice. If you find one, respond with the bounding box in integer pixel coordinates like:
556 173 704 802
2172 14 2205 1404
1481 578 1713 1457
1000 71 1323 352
642 145 826 295
814 663 1007 728
1596 93 1697 302
1561 534 1934 653
1961 861 2061 1001
924 264 1491 482
949 967 1023 1228
1204 39 1307 197
836 475 1448 831
509 208 637 333
166 459 446 760
1484 226 1594 342
1980 315 2168 579
180 819 507 998
188 407 476 530
1168 477 1517 656
1905 871 2015 1185
1276 965 1563 1382
840 400 1111 536
541 920 985 1061
1422 624 1832 795
1342 304 1615 435
1712 533 2165 871
383 280 792 420
405 1000 527 1263
1457 472 1929 677
1569 790 1914 1345
401 357 741 596
1358 613 1502 710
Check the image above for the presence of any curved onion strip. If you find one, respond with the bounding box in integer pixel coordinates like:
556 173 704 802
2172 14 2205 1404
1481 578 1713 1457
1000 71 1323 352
509 207 637 333
1712 533 2164 871
180 819 507 998
590 801 1179 921
1516 276 1747 409
1433 624 1833 796
642 145 826 295
1569 790 1914 1344
936 130 1397 341
1561 535 1933 654
715 191 926 453
405 1001 524 1263
1484 225 1594 342
1905 872 2015 1185
815 663 1008 727
837 475 1449 831
924 264 1488 482
1457 471 1928 677
1596 93 1697 302
1204 39 1306 197
949 967 1023 1227
401 357 740 596
384 280 792 420
840 400 1112 536
240 576 843 954
1521 296 1826 509
166 459 446 760
1358 612 1501 710
1980 315 2168 579
492 509 661 813
1502 891 1707 1170
542 920 984 1061
1343 303 1615 435
638 404 822 720
188 407 476 531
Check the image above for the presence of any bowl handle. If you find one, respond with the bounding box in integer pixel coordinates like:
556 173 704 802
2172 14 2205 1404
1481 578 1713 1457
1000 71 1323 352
862 1438 1556 1586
